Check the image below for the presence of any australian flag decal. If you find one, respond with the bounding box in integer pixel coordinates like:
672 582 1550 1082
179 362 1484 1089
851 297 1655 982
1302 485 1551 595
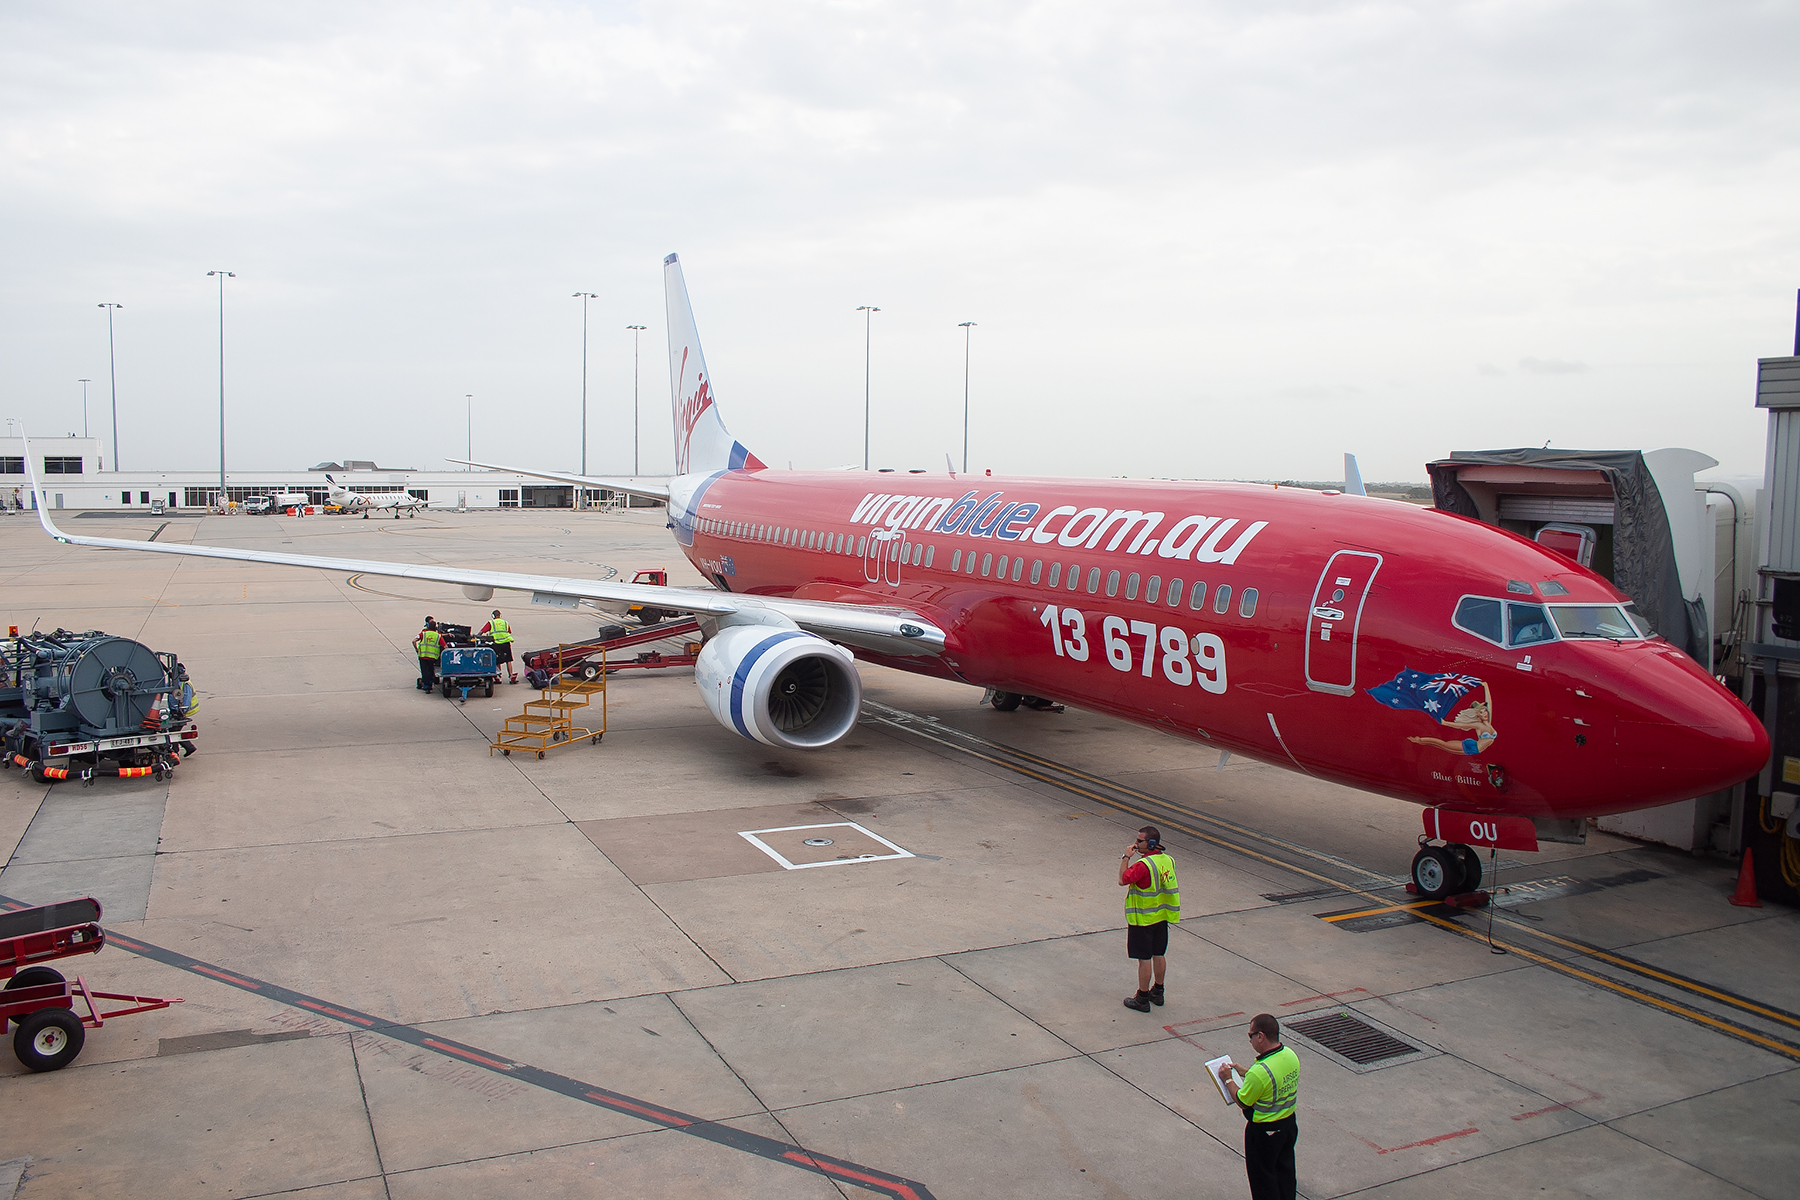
1367 668 1483 715
720 555 736 577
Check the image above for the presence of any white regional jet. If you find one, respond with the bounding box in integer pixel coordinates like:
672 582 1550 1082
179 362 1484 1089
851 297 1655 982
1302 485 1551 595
324 474 428 519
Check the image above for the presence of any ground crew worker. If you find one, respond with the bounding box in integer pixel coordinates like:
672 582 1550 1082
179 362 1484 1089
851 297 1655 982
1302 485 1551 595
1119 824 1179 1011
414 617 443 691
478 609 518 684
1218 1013 1300 1200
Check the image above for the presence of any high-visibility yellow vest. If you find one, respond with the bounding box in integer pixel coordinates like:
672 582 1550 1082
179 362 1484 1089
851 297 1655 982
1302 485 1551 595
1125 852 1180 925
488 618 512 644
418 629 442 659
1241 1045 1300 1122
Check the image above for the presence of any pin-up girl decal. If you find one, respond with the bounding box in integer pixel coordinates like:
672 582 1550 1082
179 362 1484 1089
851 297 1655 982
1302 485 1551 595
1406 684 1496 755
1367 669 1497 756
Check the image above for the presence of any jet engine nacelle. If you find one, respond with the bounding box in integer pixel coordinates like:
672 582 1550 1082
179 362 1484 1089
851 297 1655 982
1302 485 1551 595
694 624 862 750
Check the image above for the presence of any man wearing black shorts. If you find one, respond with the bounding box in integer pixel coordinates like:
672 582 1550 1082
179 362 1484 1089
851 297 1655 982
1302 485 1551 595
1119 825 1180 1012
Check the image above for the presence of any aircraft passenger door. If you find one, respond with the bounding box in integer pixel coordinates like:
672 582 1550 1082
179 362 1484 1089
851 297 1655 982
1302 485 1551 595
1304 550 1382 696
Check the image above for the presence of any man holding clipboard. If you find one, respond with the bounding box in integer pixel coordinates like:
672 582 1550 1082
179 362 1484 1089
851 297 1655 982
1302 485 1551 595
1216 1013 1300 1200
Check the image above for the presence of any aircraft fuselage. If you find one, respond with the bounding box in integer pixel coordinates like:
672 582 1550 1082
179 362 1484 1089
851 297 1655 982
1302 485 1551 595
668 468 1765 823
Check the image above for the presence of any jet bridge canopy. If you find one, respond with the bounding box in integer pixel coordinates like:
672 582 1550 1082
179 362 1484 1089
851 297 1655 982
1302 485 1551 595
1426 448 1701 665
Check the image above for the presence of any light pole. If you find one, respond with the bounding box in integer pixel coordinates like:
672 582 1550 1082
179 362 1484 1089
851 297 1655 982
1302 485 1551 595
78 379 91 438
958 322 976 473
99 303 122 470
207 271 235 503
626 325 646 477
465 394 472 468
573 293 598 483
856 305 880 470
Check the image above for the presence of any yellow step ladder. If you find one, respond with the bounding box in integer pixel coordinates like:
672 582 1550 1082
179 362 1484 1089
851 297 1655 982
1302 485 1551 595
490 647 607 759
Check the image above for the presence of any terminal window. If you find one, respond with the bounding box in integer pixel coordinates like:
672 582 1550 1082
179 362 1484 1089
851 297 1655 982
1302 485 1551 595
42 456 82 474
2 457 24 474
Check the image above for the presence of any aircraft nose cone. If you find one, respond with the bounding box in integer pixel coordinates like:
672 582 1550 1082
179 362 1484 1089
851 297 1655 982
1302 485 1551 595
1613 650 1768 807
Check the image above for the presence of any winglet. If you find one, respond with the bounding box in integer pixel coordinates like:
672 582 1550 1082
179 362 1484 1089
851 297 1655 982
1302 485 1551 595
20 431 73 544
1344 453 1367 497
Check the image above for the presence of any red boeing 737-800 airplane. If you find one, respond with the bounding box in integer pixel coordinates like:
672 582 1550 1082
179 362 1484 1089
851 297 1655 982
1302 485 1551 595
26 253 1768 899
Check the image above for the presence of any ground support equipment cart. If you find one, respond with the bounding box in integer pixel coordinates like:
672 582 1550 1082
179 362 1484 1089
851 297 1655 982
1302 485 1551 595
438 645 497 703
1 896 181 1071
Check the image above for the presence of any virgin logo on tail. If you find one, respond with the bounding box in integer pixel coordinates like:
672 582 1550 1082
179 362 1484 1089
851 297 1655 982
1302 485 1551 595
673 346 714 476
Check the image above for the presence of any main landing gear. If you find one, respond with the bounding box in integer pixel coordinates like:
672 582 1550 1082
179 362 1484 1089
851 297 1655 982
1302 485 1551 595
1409 839 1485 901
986 690 1065 713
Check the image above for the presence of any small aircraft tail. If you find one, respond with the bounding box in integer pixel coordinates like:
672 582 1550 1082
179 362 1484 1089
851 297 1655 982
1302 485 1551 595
1343 453 1367 497
664 253 765 477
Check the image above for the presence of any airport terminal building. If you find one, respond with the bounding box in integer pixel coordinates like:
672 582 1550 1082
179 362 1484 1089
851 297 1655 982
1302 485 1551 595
0 437 650 511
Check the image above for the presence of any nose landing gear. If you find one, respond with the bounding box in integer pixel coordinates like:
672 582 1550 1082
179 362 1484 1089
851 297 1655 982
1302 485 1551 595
1410 839 1486 900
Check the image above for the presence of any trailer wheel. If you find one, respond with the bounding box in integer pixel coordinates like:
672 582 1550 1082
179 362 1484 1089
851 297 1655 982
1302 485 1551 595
590 734 601 745
580 664 600 681
536 751 544 760
14 1008 84 1072
484 683 494 697
502 749 511 757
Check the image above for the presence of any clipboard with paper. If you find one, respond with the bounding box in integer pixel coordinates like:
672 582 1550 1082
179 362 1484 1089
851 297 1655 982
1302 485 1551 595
1205 1054 1244 1106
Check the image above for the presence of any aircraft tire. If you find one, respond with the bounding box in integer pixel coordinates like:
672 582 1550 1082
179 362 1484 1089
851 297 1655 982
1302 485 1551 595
990 691 1023 712
1411 846 1463 900
1451 844 1483 892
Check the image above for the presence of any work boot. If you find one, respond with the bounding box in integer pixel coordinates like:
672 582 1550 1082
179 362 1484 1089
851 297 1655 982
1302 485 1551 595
1149 984 1165 1007
1122 991 1152 1013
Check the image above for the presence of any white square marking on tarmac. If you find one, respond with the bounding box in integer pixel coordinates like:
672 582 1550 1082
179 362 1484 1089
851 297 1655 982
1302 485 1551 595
737 822 915 870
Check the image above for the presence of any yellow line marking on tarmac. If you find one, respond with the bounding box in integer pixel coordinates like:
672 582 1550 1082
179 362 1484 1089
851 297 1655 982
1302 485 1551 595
870 711 1800 1063
1321 900 1440 922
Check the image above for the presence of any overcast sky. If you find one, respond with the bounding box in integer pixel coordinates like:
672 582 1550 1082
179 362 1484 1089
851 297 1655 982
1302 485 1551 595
4 1 1797 486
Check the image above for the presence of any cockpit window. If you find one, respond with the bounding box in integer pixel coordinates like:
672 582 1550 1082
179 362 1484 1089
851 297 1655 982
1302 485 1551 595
1453 596 1504 646
1507 602 1557 648
1623 603 1653 638
1551 605 1642 641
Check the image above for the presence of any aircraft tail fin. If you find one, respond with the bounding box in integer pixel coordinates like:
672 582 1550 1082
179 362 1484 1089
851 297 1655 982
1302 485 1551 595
664 254 765 477
1343 453 1367 497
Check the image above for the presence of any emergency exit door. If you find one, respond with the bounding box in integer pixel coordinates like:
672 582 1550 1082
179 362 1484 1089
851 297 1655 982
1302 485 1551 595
1304 550 1382 696
864 529 903 586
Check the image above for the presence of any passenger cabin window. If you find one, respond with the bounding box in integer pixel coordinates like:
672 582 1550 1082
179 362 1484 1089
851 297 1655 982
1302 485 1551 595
1010 558 1023 581
1239 588 1258 618
1086 567 1101 594
1507 602 1557 647
1213 584 1232 614
1453 596 1504 646
1068 564 1082 590
1145 575 1161 604
1105 569 1120 597
1048 562 1061 587
952 549 962 571
1125 572 1140 600
1030 560 1043 584
1166 579 1183 607
981 553 993 577
1189 582 1207 611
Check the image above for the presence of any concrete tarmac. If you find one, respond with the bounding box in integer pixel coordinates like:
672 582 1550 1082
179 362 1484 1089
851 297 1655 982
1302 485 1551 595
2 507 1796 1199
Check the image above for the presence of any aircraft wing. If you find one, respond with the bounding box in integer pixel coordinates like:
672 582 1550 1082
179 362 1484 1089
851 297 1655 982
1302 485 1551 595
446 459 672 503
23 451 941 660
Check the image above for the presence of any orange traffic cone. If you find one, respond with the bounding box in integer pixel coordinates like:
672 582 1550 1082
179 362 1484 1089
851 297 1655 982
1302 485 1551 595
1729 848 1763 908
